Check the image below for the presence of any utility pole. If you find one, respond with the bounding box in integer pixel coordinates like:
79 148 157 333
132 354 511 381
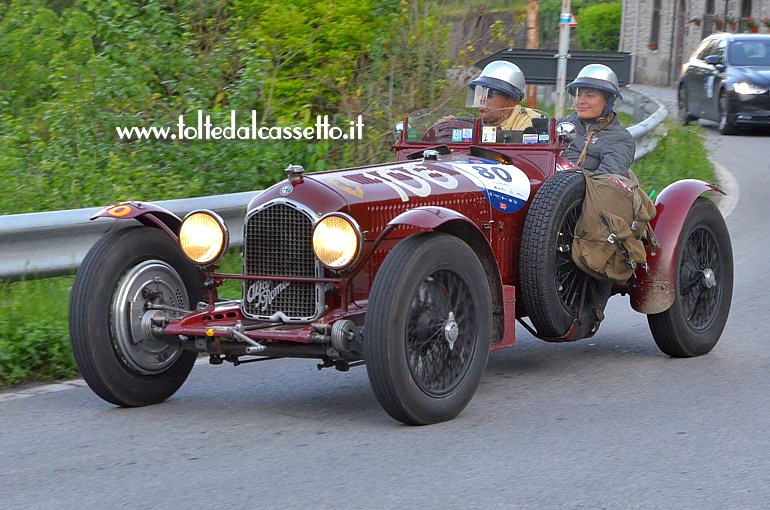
555 0 572 117
526 0 539 108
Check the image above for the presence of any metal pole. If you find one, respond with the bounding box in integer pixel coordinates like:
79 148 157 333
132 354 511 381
526 0 540 108
555 0 572 117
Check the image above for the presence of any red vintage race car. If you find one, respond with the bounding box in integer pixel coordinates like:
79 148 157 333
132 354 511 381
70 107 733 425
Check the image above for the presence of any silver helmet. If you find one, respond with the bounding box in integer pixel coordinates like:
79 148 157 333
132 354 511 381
466 61 526 107
566 64 622 100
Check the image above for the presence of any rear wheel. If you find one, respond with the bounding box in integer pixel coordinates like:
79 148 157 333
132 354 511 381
364 233 491 425
69 227 202 406
519 172 610 339
648 199 733 357
718 91 738 135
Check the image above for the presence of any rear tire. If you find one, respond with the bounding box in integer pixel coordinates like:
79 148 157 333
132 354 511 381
678 85 696 124
364 233 492 425
69 227 202 406
647 199 733 357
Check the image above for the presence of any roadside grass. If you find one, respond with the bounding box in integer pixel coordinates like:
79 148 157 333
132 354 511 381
632 121 716 194
0 121 717 389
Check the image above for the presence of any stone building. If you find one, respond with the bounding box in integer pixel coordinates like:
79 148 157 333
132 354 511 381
620 0 770 85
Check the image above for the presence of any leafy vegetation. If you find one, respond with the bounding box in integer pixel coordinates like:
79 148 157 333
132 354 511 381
576 2 622 52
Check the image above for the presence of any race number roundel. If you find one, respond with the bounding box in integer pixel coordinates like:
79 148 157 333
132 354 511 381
449 163 531 213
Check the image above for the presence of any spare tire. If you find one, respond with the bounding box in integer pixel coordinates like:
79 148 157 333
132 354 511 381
519 171 610 340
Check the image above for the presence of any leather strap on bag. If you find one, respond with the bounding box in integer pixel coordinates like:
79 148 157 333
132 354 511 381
577 113 614 169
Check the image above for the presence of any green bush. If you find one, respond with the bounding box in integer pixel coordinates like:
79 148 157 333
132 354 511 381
0 278 77 387
576 2 622 51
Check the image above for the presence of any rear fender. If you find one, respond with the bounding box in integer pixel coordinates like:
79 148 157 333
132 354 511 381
91 202 183 241
387 207 507 346
630 179 724 314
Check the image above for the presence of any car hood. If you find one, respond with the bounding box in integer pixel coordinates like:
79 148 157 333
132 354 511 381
247 155 540 235
310 156 535 216
730 66 770 86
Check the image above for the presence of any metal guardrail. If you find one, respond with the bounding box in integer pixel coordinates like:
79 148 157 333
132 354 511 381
0 191 258 281
0 90 669 281
621 88 669 160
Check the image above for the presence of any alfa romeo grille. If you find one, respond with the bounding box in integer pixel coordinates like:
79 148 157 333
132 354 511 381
242 201 322 321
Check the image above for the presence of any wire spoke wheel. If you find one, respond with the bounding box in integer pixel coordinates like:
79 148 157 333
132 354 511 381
648 199 733 357
405 270 476 397
679 228 721 331
364 233 492 425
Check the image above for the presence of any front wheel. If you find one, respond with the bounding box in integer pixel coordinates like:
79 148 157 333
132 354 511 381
718 91 738 135
69 226 203 406
647 199 733 357
364 233 492 425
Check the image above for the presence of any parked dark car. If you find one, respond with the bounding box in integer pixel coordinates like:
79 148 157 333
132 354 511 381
679 33 770 134
69 107 733 425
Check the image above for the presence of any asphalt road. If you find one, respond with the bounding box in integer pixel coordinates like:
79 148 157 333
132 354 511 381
1 121 768 510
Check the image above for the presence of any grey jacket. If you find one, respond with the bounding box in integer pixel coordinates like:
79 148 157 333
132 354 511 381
559 112 634 177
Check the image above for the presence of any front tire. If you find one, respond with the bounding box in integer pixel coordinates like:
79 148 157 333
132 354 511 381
69 227 203 406
718 91 738 135
648 199 733 357
364 233 492 425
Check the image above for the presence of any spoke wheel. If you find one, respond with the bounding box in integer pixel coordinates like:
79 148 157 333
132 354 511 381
70 227 202 406
406 273 475 397
648 199 733 357
364 233 491 425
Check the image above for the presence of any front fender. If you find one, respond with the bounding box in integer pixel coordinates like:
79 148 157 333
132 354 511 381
386 206 508 346
630 179 724 314
387 206 480 231
91 202 183 241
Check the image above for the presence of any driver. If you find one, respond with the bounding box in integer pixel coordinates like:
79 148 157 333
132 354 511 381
466 61 540 130
558 64 634 177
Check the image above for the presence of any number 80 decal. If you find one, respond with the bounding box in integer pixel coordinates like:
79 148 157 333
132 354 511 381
450 163 531 214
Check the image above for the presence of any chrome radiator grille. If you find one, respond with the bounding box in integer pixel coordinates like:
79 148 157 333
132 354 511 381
242 201 322 321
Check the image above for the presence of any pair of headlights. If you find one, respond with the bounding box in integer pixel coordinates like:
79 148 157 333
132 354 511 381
179 210 361 270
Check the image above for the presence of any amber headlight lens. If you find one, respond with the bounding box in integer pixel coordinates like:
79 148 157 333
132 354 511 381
312 214 361 270
179 210 228 265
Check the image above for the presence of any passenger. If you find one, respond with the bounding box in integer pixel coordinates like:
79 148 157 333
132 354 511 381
559 64 635 177
466 61 540 131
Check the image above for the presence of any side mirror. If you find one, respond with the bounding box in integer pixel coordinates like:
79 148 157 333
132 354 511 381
556 122 576 146
704 54 723 67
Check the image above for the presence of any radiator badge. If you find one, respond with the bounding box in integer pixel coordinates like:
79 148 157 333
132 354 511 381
246 281 291 312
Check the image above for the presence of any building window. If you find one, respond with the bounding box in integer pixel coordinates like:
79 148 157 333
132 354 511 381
703 0 716 38
650 0 661 50
740 0 753 32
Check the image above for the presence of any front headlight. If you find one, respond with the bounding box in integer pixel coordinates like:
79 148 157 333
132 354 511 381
312 213 362 270
733 81 768 95
179 210 229 265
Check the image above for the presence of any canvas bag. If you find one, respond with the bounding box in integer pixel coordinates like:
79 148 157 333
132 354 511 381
572 173 658 283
